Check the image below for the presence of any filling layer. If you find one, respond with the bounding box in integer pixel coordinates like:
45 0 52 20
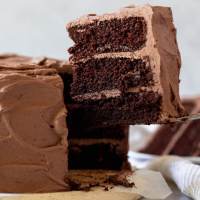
71 57 153 97
68 17 147 60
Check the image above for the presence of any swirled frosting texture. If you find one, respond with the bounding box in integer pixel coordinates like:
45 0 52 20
0 54 68 193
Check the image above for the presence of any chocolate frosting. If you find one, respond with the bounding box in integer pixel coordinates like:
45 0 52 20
0 54 69 193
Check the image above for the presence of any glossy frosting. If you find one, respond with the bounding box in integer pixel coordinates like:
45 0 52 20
0 54 69 193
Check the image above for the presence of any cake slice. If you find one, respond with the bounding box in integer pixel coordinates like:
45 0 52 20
0 54 69 193
67 5 186 127
140 98 200 156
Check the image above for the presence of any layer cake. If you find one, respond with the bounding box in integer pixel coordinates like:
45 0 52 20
67 5 186 127
56 62 130 170
140 98 200 156
0 54 69 193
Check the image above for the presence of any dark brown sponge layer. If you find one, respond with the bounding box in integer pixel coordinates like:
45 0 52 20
68 142 128 170
68 125 128 139
71 57 153 97
68 92 161 130
68 17 147 60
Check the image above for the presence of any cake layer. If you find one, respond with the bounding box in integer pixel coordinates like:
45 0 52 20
68 125 128 139
68 91 161 129
0 54 69 193
69 138 128 170
140 98 200 156
71 56 153 97
68 16 147 60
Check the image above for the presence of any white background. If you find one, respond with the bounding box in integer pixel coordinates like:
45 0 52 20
0 0 199 96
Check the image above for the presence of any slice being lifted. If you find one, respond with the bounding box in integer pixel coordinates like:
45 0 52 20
67 5 186 127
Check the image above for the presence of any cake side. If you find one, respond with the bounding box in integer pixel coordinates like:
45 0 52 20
55 61 130 170
68 5 185 126
151 6 186 120
0 55 69 193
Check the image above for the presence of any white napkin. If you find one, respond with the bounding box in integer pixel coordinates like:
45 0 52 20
148 156 200 200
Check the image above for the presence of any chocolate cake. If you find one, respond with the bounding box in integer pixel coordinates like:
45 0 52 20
140 98 200 156
0 54 69 193
67 5 186 127
55 62 130 170
68 126 129 170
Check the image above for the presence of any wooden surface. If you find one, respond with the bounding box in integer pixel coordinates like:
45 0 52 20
0 191 141 200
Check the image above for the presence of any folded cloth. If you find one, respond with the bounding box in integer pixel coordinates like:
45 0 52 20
148 156 200 200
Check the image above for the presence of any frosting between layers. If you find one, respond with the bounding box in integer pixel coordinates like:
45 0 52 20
0 72 68 192
72 89 121 101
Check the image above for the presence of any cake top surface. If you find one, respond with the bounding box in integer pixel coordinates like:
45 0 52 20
67 5 170 28
0 53 69 73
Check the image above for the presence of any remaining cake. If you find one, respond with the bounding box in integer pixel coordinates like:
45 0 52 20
68 126 129 170
140 98 200 156
0 54 69 193
67 5 186 127
56 62 130 170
